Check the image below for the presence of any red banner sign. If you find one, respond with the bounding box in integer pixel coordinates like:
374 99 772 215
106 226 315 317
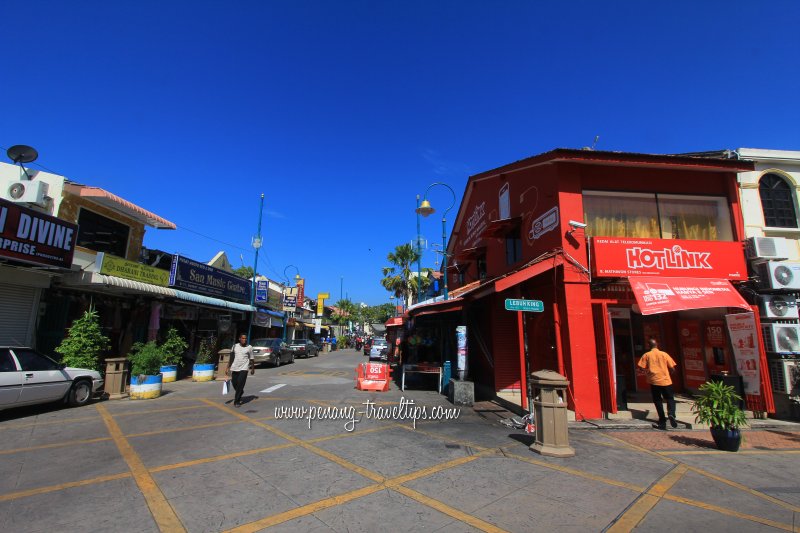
592 237 746 280
629 276 751 315
0 198 78 268
677 320 707 389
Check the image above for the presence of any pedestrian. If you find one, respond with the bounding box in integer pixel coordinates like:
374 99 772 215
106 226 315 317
226 334 254 408
638 338 678 430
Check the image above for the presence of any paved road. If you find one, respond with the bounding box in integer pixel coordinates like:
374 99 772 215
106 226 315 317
0 348 798 532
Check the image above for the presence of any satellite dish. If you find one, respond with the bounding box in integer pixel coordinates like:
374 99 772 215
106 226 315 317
7 145 38 164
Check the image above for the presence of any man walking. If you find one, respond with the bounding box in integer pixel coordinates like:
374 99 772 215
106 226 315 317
227 334 254 408
638 338 677 430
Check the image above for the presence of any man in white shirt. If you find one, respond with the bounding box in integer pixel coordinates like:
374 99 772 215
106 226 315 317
226 334 254 407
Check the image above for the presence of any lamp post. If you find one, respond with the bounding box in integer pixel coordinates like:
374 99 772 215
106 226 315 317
247 193 265 343
416 183 456 300
415 194 422 304
282 265 300 342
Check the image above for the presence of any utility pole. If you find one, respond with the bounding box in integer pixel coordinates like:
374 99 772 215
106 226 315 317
246 193 264 343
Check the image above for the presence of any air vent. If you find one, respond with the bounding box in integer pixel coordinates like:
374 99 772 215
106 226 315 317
762 323 800 353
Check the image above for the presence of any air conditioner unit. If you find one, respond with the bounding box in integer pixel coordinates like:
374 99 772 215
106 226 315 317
768 359 800 394
762 323 800 353
3 179 48 206
759 294 799 320
747 236 790 262
758 261 800 290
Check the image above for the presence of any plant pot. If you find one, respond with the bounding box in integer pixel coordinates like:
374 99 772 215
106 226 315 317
130 374 163 400
192 363 215 382
160 364 178 383
710 427 742 452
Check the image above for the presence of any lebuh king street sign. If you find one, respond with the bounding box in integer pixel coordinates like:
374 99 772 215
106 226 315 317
504 298 544 312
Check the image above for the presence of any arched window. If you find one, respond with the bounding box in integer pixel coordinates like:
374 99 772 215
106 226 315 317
759 173 798 228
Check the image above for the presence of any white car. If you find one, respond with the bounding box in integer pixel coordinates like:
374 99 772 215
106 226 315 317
369 338 389 361
0 347 104 411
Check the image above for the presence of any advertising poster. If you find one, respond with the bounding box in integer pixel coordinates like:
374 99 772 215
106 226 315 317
705 320 728 371
724 313 761 396
677 320 706 389
296 278 305 308
456 325 468 379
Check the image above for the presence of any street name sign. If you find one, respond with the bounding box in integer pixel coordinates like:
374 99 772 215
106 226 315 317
505 299 544 312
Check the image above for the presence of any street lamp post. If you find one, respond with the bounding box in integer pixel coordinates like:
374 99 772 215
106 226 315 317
282 265 300 342
416 183 456 300
247 193 265 343
415 194 422 304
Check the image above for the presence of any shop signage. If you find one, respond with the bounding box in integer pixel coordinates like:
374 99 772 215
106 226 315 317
296 278 305 308
724 313 761 396
677 320 707 390
591 237 746 280
283 295 297 310
628 276 751 315
255 280 268 303
504 298 544 312
169 254 250 302
96 252 169 286
0 198 78 269
316 292 329 317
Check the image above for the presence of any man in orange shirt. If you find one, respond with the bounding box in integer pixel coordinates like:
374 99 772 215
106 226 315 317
638 338 678 430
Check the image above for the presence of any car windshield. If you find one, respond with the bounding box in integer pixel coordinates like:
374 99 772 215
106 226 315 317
252 339 280 347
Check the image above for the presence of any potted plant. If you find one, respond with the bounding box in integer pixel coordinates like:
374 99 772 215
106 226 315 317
158 328 188 383
192 336 217 382
691 380 749 452
128 341 166 399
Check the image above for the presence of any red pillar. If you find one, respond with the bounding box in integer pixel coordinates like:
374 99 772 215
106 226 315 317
560 282 602 419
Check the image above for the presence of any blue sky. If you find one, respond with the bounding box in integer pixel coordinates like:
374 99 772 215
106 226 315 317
3 1 799 305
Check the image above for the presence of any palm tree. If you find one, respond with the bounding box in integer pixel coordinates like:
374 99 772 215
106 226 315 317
381 243 430 307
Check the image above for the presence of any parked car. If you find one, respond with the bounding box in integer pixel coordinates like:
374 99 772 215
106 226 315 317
251 338 293 367
288 339 319 358
369 338 389 361
0 347 104 411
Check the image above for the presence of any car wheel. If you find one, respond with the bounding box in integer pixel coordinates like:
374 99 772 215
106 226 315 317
274 357 281 368
68 380 93 407
289 354 295 364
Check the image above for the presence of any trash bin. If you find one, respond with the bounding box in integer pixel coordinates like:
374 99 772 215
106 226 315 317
616 374 628 411
529 370 575 457
215 348 232 380
104 357 129 399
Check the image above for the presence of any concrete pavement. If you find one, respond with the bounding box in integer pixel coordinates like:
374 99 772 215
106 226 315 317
0 348 798 532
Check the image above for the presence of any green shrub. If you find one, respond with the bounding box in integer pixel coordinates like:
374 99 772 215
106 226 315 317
691 380 749 430
128 341 165 377
160 328 188 366
196 336 217 364
54 309 110 371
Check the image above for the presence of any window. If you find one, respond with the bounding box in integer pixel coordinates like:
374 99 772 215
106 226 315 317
77 209 131 257
759 174 798 228
505 228 522 265
583 191 734 241
476 255 487 280
12 349 61 371
0 349 17 372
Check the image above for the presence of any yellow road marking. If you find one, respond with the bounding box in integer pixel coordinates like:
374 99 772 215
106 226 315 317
97 404 186 532
127 419 242 438
149 443 297 473
0 472 132 502
201 399 384 482
113 404 211 418
505 452 645 493
393 485 509 533
685 465 800 513
0 436 112 455
606 464 688 532
662 493 795 531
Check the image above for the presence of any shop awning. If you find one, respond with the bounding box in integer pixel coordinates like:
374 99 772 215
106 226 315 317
172 289 254 312
495 255 563 293
385 316 404 327
628 276 752 315
61 272 176 297
409 298 464 318
64 184 176 229
256 307 285 319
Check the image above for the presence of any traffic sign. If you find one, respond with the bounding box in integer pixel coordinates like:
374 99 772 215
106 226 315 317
504 299 544 312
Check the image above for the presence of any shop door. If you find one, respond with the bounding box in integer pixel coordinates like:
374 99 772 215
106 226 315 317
609 308 637 393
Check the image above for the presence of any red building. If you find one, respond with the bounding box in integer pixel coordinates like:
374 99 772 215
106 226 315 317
408 149 775 420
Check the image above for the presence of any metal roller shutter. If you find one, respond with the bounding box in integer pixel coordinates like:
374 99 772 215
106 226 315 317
0 283 39 346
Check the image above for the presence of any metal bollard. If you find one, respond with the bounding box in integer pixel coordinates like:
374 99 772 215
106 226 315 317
104 357 129 399
529 370 575 457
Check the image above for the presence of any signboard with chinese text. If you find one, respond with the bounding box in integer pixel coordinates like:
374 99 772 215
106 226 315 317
169 254 250 302
296 278 305 309
592 238 747 280
0 198 78 268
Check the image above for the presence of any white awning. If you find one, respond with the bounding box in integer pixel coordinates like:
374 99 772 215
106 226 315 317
172 289 254 312
61 271 176 297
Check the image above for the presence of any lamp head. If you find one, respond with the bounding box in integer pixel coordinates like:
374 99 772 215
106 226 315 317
416 199 435 217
